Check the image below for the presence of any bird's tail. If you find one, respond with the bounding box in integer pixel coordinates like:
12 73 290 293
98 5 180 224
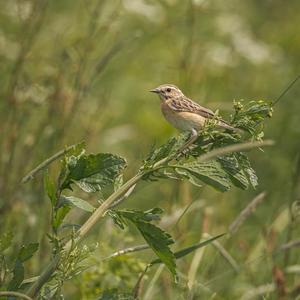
218 119 242 133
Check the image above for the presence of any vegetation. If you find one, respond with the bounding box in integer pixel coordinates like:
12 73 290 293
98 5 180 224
0 1 300 299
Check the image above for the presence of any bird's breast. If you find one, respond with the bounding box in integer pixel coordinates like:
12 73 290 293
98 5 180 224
160 101 206 131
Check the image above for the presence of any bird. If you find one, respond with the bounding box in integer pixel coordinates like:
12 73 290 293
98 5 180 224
150 84 237 149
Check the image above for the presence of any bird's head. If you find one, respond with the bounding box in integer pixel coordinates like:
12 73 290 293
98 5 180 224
150 84 183 101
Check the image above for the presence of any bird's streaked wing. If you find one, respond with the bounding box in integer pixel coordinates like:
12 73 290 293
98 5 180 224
167 96 215 119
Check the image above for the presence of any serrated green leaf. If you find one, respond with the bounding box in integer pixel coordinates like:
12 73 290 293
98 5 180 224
150 233 226 265
65 141 86 158
62 153 127 192
173 160 231 192
61 195 95 212
136 221 176 279
44 171 57 205
143 132 190 167
114 209 176 280
18 243 39 262
236 152 258 188
218 155 249 189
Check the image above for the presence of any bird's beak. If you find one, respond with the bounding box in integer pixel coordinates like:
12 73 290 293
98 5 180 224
149 88 160 94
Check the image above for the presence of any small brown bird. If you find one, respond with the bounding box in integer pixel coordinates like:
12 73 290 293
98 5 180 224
150 84 236 148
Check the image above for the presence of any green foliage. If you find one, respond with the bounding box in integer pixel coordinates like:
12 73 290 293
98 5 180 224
110 208 177 280
61 153 127 192
1 1 297 298
8 243 39 291
141 99 270 193
232 100 273 136
61 195 95 213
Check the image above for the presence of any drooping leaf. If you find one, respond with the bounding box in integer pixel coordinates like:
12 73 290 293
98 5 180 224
61 195 95 213
113 208 177 280
218 155 249 189
62 153 127 192
136 221 176 279
173 160 232 192
236 152 258 188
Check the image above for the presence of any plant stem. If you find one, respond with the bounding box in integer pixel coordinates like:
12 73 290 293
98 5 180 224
21 144 80 183
27 173 143 298
26 139 274 298
0 291 34 300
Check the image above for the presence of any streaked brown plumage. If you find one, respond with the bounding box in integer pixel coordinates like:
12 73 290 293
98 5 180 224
150 84 235 132
150 84 237 150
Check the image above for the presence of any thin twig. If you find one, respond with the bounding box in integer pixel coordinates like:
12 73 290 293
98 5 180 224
0 291 33 300
103 244 149 260
198 141 274 163
108 184 137 209
203 233 239 273
21 144 80 183
279 239 300 251
26 139 273 297
229 192 266 234
273 75 300 106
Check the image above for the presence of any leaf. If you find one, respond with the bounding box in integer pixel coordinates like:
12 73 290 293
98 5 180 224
142 132 190 168
62 153 127 192
18 243 39 262
44 171 57 205
8 243 39 291
61 195 95 213
136 221 177 279
116 208 164 223
218 155 249 189
114 174 123 192
150 233 226 265
236 152 258 188
52 205 71 230
65 141 86 157
173 160 231 192
114 209 177 280
107 210 127 229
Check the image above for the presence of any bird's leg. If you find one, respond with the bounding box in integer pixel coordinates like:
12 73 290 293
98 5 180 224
178 128 198 154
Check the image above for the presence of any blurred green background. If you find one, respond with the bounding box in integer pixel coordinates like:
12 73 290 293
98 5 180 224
1 0 300 299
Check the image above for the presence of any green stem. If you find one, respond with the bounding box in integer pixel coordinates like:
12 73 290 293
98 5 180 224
27 173 143 298
26 139 274 298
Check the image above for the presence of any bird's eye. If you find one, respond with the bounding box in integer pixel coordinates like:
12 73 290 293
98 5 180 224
166 88 171 92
